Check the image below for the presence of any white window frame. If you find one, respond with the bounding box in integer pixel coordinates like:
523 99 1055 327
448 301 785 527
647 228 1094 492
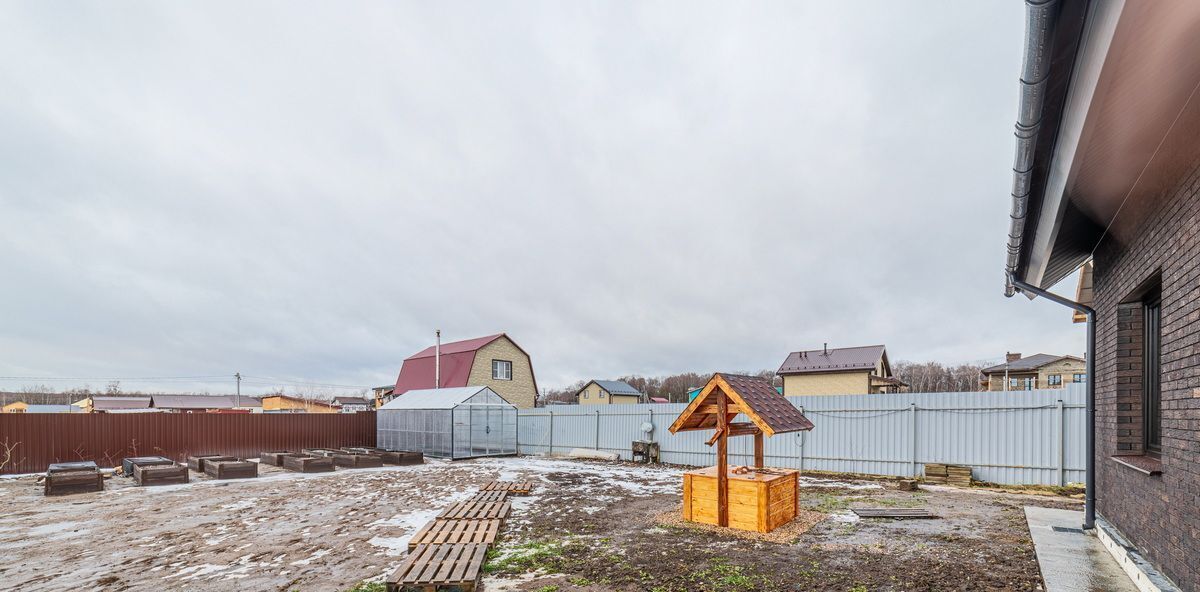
492 359 512 380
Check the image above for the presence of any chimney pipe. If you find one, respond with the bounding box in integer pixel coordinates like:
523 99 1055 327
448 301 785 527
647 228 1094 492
435 329 441 389
823 343 828 355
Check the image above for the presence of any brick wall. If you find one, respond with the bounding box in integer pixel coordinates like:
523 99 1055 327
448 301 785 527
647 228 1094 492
1091 155 1200 591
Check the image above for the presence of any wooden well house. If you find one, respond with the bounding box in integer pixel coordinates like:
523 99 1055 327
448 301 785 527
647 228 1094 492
669 373 814 533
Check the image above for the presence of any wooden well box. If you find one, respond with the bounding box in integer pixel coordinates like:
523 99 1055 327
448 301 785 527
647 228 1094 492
682 466 799 533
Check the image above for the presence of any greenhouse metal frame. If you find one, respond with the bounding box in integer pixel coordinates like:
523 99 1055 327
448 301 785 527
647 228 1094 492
377 386 518 459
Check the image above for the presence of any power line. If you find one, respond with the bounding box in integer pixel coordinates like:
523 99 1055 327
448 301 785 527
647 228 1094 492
0 375 230 381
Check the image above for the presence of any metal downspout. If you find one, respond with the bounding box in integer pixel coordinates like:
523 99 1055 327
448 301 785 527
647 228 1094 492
1008 272 1096 529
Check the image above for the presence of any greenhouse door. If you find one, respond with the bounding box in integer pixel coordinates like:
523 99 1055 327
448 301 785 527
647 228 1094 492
467 405 506 458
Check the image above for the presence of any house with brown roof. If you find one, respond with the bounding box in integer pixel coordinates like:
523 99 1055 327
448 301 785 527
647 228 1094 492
393 333 538 409
979 353 1085 391
776 344 904 396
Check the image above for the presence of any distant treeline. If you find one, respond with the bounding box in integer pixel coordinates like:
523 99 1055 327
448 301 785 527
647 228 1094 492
540 361 985 405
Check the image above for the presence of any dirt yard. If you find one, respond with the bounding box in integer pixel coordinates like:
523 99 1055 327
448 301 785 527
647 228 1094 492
0 457 1078 591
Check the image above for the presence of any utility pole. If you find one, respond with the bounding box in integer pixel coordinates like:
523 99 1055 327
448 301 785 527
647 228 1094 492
236 372 242 408
435 329 441 389
1004 353 1009 393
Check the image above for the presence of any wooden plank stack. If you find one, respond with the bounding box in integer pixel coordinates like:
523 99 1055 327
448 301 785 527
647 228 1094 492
134 463 189 486
924 463 973 486
387 481 534 592
204 459 258 480
282 454 335 473
44 462 104 496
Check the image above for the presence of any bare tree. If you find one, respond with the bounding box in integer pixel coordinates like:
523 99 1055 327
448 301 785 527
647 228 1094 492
893 360 985 393
0 438 23 474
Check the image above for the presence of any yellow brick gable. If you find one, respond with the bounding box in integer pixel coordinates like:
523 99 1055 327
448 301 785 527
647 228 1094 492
467 336 537 408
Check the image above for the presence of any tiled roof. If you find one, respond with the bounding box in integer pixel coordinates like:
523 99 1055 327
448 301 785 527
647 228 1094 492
777 345 886 374
670 373 814 436
590 380 641 396
981 354 1084 373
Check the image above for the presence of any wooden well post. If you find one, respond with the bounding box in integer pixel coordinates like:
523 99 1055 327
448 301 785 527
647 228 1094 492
669 373 815 533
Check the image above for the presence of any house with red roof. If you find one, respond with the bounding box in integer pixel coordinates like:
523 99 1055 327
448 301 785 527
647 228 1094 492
393 333 538 409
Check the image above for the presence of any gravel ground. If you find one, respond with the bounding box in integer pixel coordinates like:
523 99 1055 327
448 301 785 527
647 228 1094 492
0 457 1079 591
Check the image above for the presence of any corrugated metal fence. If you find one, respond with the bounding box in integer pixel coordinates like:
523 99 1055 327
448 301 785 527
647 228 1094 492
517 385 1086 486
0 412 376 475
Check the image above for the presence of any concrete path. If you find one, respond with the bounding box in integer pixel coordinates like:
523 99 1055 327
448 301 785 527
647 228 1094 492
1024 506 1137 592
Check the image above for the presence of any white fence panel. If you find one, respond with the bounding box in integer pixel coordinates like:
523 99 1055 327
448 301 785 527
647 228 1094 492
517 384 1086 486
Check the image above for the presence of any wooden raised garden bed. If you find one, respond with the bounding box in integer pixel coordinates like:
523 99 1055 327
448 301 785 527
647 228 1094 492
47 461 98 474
282 454 335 473
204 459 258 480
259 451 295 467
332 453 383 469
300 448 338 457
122 456 174 476
188 455 236 472
340 448 424 466
134 463 189 487
45 469 103 496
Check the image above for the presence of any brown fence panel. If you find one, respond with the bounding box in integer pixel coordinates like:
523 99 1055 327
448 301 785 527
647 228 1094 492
0 413 376 475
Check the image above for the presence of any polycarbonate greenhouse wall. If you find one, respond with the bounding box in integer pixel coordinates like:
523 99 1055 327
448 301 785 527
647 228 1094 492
377 388 517 459
517 384 1088 486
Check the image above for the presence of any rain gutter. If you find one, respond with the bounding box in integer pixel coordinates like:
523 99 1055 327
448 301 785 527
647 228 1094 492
1009 272 1096 530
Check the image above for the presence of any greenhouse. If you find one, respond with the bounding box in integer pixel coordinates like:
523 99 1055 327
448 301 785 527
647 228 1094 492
377 386 517 459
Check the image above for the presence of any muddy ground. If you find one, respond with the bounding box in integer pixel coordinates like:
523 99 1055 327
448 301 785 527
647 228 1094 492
0 457 1078 591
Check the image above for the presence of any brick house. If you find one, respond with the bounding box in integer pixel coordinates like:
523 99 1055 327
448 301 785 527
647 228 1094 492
393 333 538 409
979 353 1086 391
1002 1 1200 588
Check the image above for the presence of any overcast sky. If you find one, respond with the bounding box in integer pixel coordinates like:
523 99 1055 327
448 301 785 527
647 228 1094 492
0 2 1085 395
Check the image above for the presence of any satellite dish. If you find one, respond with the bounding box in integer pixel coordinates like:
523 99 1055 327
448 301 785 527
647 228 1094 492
640 421 654 435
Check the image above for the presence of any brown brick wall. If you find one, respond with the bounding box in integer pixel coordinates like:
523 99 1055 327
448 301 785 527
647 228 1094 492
1090 155 1200 591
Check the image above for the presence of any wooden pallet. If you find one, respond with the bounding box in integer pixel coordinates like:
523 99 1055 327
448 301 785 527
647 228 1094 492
407 519 501 551
134 463 189 486
45 469 103 496
468 490 508 503
386 543 488 592
437 500 511 521
478 481 533 495
282 454 335 473
851 508 938 519
204 459 258 479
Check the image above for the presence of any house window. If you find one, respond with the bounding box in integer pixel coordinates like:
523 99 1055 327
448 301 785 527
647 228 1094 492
492 360 512 380
1144 289 1162 455
1048 374 1062 386
1073 373 1085 383
1009 377 1034 390
599 390 606 398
